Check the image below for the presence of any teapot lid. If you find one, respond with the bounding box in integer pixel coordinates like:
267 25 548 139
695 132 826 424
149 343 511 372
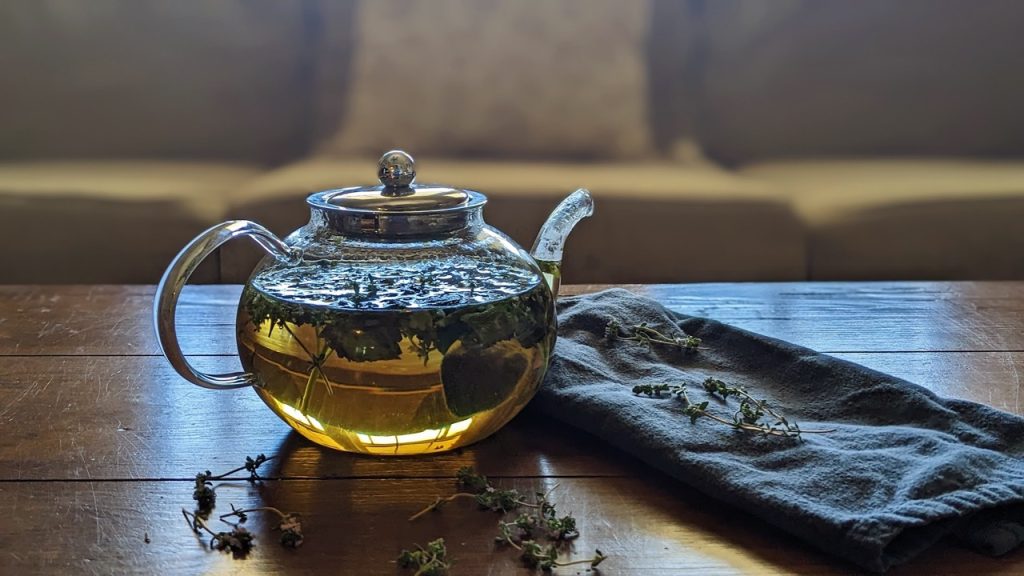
306 151 486 237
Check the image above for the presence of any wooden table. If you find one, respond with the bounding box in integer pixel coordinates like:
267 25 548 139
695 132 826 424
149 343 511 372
1 282 1022 575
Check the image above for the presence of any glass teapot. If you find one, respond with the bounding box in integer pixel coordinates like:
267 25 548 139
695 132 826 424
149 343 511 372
154 151 593 455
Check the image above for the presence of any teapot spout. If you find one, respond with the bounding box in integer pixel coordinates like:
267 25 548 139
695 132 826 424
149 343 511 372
530 188 594 296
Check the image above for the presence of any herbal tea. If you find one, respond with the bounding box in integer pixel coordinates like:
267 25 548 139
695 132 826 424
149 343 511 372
237 259 555 455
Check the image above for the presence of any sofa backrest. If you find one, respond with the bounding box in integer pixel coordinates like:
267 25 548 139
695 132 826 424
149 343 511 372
0 0 317 165
697 0 1024 165
5 1 1020 167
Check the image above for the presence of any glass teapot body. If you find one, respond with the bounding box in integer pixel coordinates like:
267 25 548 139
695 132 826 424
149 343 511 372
154 151 592 456
236 214 555 455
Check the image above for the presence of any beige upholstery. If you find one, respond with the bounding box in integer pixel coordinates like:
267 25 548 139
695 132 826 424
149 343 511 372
700 0 1024 164
0 162 261 283
741 160 1024 280
221 158 805 284
319 0 654 160
1 2 1022 285
0 0 313 164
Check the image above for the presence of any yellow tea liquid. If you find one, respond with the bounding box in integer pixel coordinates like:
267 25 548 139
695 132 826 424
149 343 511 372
236 260 555 455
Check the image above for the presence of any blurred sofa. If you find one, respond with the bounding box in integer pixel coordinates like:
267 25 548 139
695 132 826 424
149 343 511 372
2 0 1023 285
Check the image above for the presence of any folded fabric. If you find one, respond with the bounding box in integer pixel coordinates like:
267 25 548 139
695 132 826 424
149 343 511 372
533 288 1024 573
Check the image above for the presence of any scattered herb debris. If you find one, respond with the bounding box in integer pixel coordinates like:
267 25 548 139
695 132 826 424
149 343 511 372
183 454 302 556
193 471 216 514
398 538 451 576
221 504 304 548
191 454 275 514
410 466 538 521
521 541 606 572
182 510 255 557
605 319 701 351
633 377 835 438
495 488 578 547
412 467 609 572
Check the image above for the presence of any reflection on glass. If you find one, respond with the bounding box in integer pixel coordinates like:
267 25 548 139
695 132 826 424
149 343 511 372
274 393 476 455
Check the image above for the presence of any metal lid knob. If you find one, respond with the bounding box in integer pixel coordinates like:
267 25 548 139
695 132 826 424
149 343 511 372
378 150 416 189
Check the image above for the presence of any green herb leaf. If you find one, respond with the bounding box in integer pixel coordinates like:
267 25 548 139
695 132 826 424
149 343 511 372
398 538 450 576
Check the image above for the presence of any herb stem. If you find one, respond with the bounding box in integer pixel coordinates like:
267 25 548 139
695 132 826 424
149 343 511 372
556 558 599 567
285 324 335 409
282 322 316 362
408 493 478 521
316 343 335 396
698 410 798 435
205 457 276 479
606 320 701 351
183 509 215 536
409 492 540 522
299 364 319 412
220 506 289 522
541 482 560 501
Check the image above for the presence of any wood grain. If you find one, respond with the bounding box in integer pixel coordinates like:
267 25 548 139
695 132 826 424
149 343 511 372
4 282 1024 356
1 283 1023 574
4 476 1018 576
0 356 630 481
0 352 1021 481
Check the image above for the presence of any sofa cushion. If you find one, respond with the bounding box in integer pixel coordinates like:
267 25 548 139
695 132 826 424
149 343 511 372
700 0 1024 164
0 1 313 164
317 0 655 160
0 161 261 283
741 159 1024 280
222 158 805 284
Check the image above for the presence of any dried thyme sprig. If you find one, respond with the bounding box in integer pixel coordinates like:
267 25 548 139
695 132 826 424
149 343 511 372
220 504 305 548
191 454 275 514
409 466 540 520
182 509 255 557
398 538 450 576
280 323 336 397
605 319 701 351
520 541 606 572
633 378 835 438
410 468 609 573
494 488 578 548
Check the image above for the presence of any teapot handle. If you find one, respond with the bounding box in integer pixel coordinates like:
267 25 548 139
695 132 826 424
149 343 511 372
153 220 301 390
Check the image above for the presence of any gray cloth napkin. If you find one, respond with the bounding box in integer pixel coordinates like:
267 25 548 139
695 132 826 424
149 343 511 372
533 289 1024 573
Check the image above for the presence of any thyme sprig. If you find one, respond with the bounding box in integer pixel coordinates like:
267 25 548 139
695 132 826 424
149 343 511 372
191 454 275 514
281 323 335 397
220 504 304 548
182 509 255 557
605 319 701 351
398 538 451 576
634 377 835 438
185 455 302 555
520 541 606 572
494 488 577 548
409 468 607 572
409 467 540 520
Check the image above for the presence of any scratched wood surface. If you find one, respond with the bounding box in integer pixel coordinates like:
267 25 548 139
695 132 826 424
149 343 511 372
0 283 1022 575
